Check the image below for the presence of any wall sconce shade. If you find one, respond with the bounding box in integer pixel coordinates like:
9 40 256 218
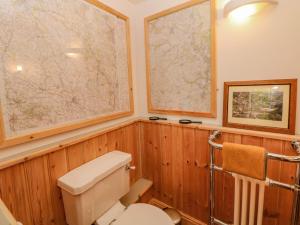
224 0 278 22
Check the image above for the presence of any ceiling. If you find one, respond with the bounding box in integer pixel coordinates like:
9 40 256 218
128 0 147 4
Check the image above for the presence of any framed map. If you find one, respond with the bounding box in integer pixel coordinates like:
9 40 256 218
0 0 133 147
145 0 216 118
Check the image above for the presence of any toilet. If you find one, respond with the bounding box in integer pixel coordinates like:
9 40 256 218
57 151 173 225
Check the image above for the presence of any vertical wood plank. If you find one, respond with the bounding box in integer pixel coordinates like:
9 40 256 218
124 124 139 184
107 128 125 151
107 130 118 151
83 137 98 163
241 135 263 146
24 156 55 225
97 133 108 157
152 124 162 199
278 141 297 225
171 126 184 211
141 123 154 181
194 129 210 222
160 124 173 205
48 149 68 225
182 127 195 216
0 164 33 225
263 138 283 225
66 143 85 170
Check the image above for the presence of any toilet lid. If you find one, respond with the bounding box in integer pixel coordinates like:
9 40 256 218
113 204 173 225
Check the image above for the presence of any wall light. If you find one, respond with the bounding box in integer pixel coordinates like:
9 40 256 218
224 0 278 23
16 65 23 72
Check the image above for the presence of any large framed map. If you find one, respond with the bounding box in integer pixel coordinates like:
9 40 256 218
145 0 216 118
0 0 134 147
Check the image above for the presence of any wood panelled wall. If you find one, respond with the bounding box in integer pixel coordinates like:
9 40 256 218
140 121 297 225
0 123 141 225
0 120 298 225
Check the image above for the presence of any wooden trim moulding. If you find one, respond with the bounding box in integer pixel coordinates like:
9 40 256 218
0 111 134 149
0 118 138 170
1 118 299 171
0 0 134 149
144 0 217 118
139 119 300 142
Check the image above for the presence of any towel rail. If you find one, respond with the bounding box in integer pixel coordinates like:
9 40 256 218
212 164 298 191
208 130 300 225
209 131 300 163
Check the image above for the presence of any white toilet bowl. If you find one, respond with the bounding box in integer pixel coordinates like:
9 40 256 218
96 203 173 225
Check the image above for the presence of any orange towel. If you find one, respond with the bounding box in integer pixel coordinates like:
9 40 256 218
222 142 267 180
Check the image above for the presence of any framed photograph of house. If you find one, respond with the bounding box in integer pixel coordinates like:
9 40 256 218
223 79 297 134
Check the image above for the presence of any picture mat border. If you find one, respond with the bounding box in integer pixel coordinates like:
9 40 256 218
144 0 217 118
223 79 297 135
0 0 134 149
228 85 290 128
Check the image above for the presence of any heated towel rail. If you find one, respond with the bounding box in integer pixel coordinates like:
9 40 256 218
208 130 300 225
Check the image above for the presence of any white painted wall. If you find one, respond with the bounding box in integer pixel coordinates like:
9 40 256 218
1 0 300 161
133 0 300 134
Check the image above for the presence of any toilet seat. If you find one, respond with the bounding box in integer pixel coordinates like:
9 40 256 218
113 203 174 225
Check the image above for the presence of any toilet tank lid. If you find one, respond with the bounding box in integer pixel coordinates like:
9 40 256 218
57 151 131 195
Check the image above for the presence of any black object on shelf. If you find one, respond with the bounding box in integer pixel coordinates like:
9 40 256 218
179 119 202 124
149 116 168 121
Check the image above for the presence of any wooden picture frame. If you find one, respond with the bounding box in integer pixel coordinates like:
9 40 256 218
0 0 134 148
223 79 297 134
144 0 217 118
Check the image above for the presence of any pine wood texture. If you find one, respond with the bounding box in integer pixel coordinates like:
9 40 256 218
141 121 298 225
0 123 140 225
0 120 299 225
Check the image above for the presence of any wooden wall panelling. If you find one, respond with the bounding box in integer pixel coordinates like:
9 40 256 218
107 128 125 151
24 156 55 225
141 122 163 200
66 143 85 170
194 129 210 223
48 149 69 225
83 137 99 163
0 120 299 225
171 126 184 211
241 135 263 146
123 124 140 184
140 122 300 225
0 123 140 225
182 127 196 217
160 124 173 206
277 141 298 225
0 164 33 225
262 138 283 225
141 122 154 182
97 134 108 157
152 123 162 200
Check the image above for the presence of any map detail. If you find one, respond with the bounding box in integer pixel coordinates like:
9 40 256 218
0 0 130 137
149 2 211 112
